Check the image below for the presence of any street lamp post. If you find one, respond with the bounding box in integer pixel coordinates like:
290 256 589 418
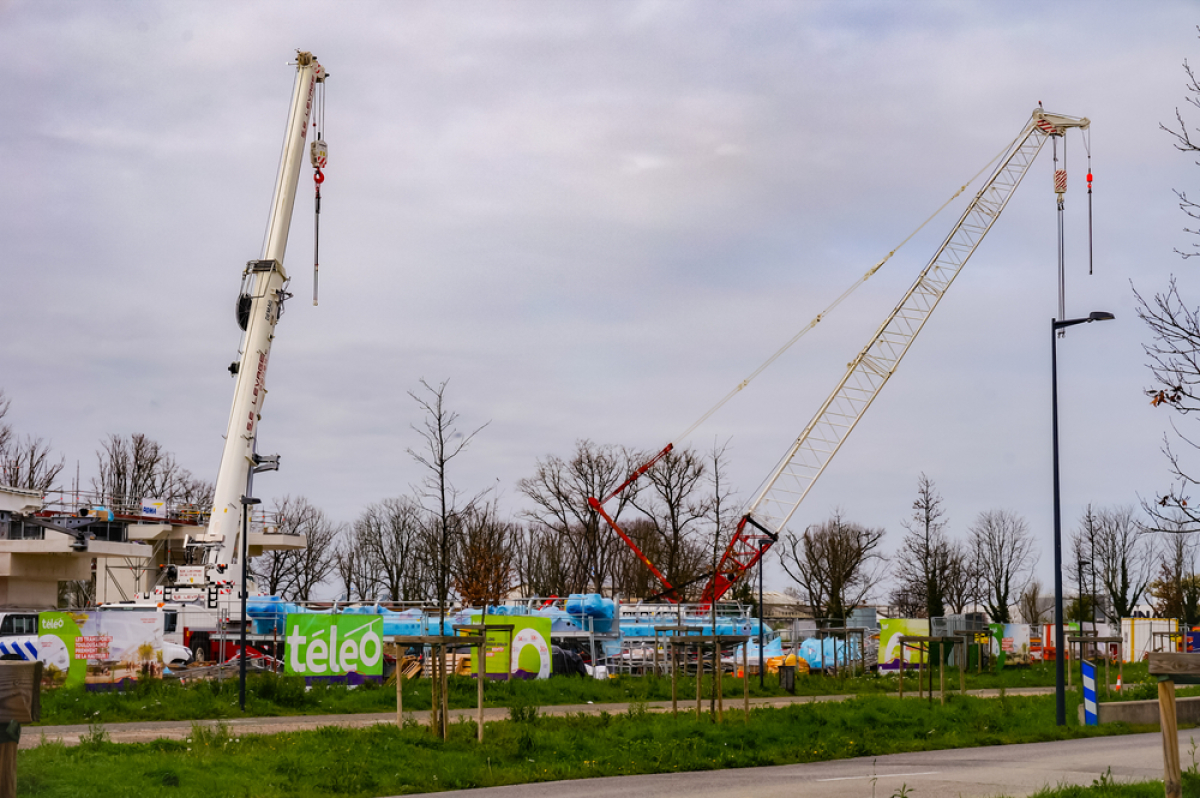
1051 311 1114 726
239 495 262 711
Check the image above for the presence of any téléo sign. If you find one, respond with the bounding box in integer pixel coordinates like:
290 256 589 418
284 615 383 677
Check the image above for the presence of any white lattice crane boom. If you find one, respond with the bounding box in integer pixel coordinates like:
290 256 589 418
698 109 1089 601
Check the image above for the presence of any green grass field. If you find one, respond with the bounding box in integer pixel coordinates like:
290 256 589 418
19 693 1154 798
31 660 1173 726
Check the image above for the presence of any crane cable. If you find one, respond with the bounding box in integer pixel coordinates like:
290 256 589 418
1084 127 1094 275
1054 134 1067 329
313 76 326 306
666 127 1026 449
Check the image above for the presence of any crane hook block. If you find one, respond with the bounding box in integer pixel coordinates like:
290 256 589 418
311 139 327 170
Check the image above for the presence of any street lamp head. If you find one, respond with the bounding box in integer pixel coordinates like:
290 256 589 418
1053 311 1116 331
241 496 263 506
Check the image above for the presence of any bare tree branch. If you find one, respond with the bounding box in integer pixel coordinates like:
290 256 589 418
891 473 951 619
3 435 64 492
518 439 637 594
970 509 1036 624
779 510 885 624
407 378 490 623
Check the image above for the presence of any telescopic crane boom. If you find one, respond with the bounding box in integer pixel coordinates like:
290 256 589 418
199 51 328 589
592 108 1089 603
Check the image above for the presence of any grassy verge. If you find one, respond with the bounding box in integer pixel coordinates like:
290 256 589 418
35 661 1181 726
18 693 1157 797
1024 770 1200 797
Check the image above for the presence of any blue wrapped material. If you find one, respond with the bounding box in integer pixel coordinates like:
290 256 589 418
735 636 784 663
797 637 853 669
534 606 586 632
566 593 615 619
247 596 309 634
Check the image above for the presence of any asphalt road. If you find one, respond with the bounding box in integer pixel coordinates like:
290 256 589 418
390 730 1197 798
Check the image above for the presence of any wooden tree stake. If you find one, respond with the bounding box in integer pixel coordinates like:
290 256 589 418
1160 679 1182 798
742 643 749 721
395 645 404 727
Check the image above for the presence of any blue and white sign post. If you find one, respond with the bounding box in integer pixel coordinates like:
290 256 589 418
1081 659 1098 726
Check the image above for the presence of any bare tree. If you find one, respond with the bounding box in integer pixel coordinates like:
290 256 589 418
1148 513 1200 624
1018 579 1049 624
332 525 375 601
970 509 1036 624
408 379 489 624
889 585 924 620
0 390 12 461
3 436 64 492
705 439 737 609
1140 36 1200 527
92 433 202 509
892 474 951 620
514 523 576 598
942 540 981 615
174 473 215 510
608 517 675 599
519 439 637 595
1069 514 1097 624
354 496 429 602
0 391 64 493
780 510 885 624
1160 32 1200 260
1094 506 1154 621
628 447 710 597
1135 279 1200 531
453 500 515 608
58 578 95 608
251 495 338 601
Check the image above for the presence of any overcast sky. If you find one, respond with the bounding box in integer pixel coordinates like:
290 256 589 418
4 1 1200 599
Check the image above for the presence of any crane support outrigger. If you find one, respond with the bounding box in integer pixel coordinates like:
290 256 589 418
591 108 1090 603
197 51 328 590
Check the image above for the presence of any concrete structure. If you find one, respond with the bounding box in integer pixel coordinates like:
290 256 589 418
1081 695 1200 727
95 513 307 602
0 486 150 606
0 486 308 607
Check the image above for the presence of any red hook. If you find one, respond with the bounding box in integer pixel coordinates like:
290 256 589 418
314 168 325 185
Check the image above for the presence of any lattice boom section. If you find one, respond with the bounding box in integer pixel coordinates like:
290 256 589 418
748 125 1050 536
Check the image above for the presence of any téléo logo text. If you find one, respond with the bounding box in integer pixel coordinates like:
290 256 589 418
287 620 382 675
41 618 65 630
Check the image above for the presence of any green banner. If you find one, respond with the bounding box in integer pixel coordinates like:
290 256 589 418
38 612 87 688
878 618 929 667
284 615 383 676
469 615 552 679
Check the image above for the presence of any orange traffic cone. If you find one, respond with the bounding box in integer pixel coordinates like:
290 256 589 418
1115 674 1122 691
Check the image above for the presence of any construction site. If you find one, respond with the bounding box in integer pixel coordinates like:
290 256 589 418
0 48 1182 698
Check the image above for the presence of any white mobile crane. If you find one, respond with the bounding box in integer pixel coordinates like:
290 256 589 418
91 52 328 666
195 51 327 593
591 108 1090 602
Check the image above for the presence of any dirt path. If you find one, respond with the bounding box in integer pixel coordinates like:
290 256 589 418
21 686 1055 749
